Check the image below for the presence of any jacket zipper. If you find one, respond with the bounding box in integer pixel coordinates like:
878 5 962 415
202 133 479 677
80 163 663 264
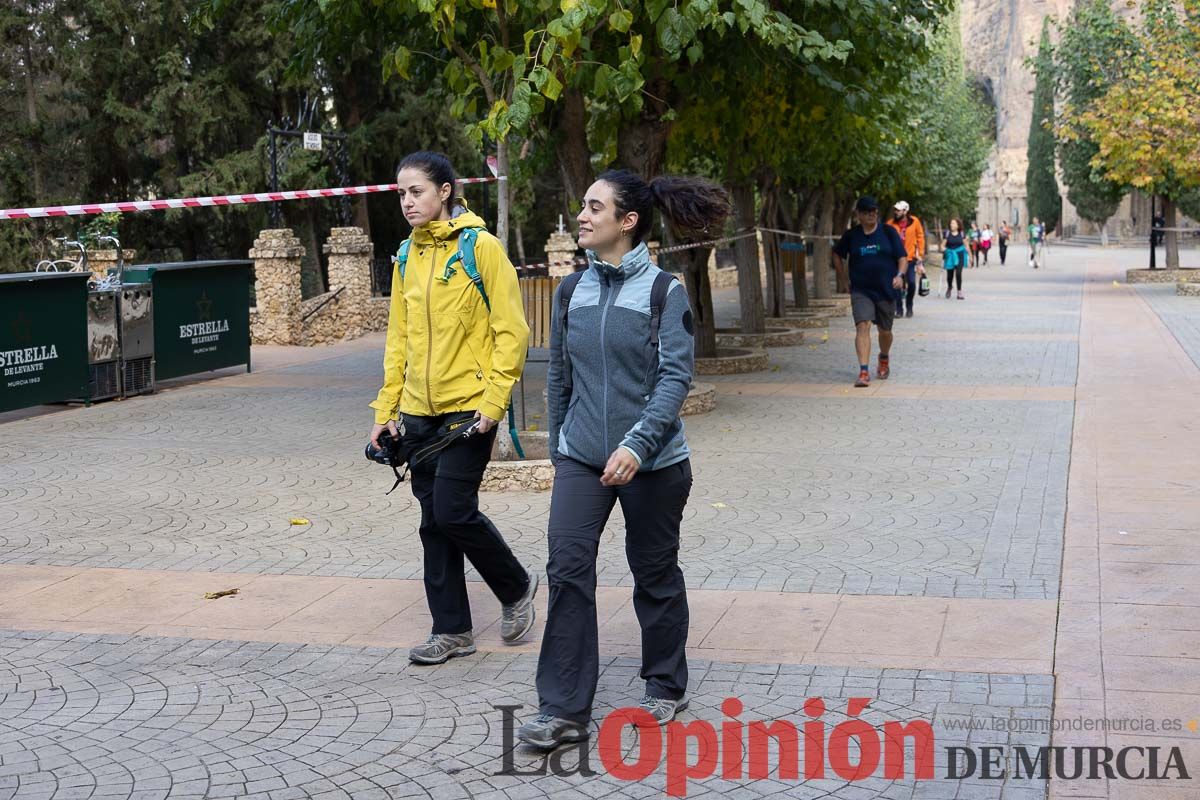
599 270 620 457
425 241 437 413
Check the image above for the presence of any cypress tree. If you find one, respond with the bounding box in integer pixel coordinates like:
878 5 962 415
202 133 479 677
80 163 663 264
1026 18 1062 232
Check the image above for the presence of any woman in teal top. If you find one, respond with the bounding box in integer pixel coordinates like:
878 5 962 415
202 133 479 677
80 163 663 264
943 218 968 300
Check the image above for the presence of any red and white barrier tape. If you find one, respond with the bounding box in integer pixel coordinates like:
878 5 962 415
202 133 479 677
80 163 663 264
514 256 589 272
0 178 502 221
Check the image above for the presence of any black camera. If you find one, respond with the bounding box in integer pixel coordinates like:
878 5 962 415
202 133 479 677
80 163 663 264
366 428 417 494
365 428 408 467
365 416 481 494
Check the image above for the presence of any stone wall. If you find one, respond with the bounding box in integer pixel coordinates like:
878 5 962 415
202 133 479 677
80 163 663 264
1125 268 1200 285
250 227 381 346
298 228 375 345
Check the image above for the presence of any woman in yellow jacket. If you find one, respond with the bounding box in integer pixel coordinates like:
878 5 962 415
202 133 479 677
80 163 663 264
368 151 535 665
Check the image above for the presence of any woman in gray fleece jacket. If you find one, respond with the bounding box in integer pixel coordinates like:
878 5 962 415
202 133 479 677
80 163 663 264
518 170 731 750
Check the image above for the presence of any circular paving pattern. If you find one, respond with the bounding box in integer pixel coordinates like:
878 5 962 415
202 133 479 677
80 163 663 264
0 632 1053 800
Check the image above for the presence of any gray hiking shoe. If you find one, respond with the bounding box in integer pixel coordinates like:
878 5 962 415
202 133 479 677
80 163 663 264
517 713 590 750
408 632 476 665
501 571 538 643
638 694 689 725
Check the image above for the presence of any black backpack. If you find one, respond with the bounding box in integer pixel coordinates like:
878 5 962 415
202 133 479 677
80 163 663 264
558 269 675 347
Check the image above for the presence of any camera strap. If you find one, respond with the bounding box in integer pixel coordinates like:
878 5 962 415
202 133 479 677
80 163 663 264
384 461 410 495
381 419 480 495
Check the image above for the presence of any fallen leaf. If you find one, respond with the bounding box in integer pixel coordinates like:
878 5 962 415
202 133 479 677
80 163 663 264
1112 280 1120 287
528 423 539 431
711 502 729 509
290 518 310 526
203 588 239 600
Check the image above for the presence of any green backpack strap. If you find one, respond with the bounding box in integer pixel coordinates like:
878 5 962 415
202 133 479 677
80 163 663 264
393 239 412 281
399 228 490 312
456 227 490 310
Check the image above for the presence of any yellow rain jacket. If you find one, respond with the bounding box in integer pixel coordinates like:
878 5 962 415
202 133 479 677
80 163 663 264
370 209 529 425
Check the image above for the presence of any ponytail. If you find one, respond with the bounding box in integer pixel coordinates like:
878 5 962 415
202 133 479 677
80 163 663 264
597 169 731 245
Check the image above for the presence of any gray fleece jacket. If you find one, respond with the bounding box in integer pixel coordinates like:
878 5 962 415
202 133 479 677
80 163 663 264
547 242 694 471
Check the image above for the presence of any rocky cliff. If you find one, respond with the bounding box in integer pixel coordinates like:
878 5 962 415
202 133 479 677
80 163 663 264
959 0 1074 230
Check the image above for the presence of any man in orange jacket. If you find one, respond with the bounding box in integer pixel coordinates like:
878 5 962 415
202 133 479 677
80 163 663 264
887 201 926 318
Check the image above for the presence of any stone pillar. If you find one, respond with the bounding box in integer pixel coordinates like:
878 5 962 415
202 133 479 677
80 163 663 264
544 231 579 277
88 248 137 281
323 227 373 339
249 229 304 345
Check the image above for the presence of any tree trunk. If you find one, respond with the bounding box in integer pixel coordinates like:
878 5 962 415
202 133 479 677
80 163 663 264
833 193 856 293
616 81 672 179
794 247 809 309
22 29 44 203
332 66 374 240
1164 197 1180 270
514 219 527 266
797 186 820 233
1099 226 1109 247
759 185 786 319
306 206 326 295
554 88 595 204
812 185 836 299
680 246 717 359
495 137 511 252
731 181 765 334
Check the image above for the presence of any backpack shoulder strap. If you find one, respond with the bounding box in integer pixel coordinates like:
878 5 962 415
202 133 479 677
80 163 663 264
648 270 675 347
558 270 585 329
456 227 490 310
394 239 412 282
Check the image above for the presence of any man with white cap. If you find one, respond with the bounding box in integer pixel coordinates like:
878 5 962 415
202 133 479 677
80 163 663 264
886 201 926 318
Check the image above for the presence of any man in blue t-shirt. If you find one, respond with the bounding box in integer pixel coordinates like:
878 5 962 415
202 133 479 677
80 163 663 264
833 196 907 387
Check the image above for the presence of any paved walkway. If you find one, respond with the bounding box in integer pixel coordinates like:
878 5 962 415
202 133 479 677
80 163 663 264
0 244 1197 799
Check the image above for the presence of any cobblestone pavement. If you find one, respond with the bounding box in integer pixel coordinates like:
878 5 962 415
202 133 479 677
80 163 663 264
0 265 1077 601
5 248 1156 799
0 630 1052 800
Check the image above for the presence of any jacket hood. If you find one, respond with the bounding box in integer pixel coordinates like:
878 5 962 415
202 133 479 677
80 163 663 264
411 202 487 246
586 241 652 282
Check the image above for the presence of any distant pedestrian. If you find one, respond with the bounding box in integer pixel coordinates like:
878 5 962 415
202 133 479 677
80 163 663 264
1028 217 1045 268
886 200 927 318
1152 212 1166 247
967 222 981 268
980 224 993 265
998 221 1012 265
833 196 907 388
942 218 968 300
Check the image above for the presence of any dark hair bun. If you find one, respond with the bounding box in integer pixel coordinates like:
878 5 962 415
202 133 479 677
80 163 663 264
397 151 458 207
